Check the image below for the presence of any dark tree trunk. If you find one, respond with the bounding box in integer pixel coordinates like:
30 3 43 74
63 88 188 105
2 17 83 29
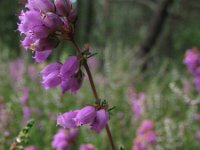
137 0 174 58
84 0 95 43
76 0 84 43
104 0 111 40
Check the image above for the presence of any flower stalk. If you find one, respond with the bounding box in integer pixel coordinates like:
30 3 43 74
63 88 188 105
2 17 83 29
71 38 116 150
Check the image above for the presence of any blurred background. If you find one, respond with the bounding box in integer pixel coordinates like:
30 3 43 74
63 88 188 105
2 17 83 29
1 0 200 149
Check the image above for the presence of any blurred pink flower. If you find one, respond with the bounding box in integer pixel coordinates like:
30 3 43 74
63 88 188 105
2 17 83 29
132 119 156 150
184 48 200 75
25 146 39 150
22 106 31 124
137 120 153 135
79 144 96 150
196 131 200 140
51 128 78 150
20 87 29 105
9 58 24 81
183 48 200 92
128 87 145 119
193 113 200 120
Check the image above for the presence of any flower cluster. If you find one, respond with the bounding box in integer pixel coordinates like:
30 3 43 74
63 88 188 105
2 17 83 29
40 56 83 93
79 144 96 150
57 105 109 133
184 48 200 91
51 128 78 150
132 120 156 150
18 0 76 62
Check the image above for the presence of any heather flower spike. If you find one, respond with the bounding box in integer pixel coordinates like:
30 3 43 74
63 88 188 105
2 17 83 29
90 109 109 133
57 111 78 128
74 106 96 126
18 0 116 149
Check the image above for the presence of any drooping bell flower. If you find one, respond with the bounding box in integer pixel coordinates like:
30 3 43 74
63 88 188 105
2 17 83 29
61 72 83 94
57 111 78 128
73 106 96 126
43 12 63 31
79 144 96 150
40 62 62 89
60 56 79 79
90 109 109 133
59 56 83 94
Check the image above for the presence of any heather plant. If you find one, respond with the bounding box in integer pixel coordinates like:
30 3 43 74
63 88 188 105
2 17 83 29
17 0 115 149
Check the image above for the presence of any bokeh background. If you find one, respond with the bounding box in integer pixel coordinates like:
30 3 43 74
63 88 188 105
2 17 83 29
1 0 200 149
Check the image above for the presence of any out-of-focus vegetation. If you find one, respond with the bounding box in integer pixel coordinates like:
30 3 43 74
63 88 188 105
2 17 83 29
1 0 200 150
1 47 200 149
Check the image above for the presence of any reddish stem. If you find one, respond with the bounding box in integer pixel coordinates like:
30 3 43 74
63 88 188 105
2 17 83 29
83 61 100 104
71 38 116 150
